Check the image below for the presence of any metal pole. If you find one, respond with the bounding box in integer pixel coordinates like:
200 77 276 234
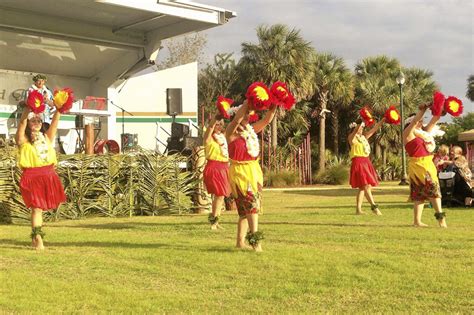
399 83 408 185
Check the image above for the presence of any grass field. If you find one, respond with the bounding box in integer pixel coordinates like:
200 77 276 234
1 183 473 313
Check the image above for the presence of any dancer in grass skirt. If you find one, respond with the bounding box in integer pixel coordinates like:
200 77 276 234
203 113 231 229
16 107 66 250
348 119 384 215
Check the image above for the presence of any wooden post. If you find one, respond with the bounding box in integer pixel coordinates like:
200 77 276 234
85 124 94 155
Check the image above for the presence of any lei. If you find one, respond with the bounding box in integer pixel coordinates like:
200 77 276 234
240 124 260 158
414 129 435 153
32 132 49 162
355 134 370 155
212 132 228 158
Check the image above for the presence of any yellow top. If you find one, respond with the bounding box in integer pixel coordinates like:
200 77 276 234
205 137 228 162
350 135 370 158
18 136 57 168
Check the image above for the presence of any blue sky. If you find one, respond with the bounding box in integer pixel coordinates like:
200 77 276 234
200 0 473 112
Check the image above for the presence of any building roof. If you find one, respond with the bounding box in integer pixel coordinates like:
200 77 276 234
0 0 236 78
458 129 474 142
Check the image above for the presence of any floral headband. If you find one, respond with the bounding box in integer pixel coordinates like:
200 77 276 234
27 112 43 121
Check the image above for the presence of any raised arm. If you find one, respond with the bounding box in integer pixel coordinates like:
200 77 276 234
252 104 277 134
348 123 363 145
402 105 427 142
203 114 221 144
225 101 249 140
364 118 385 140
423 114 441 133
45 110 60 141
15 107 30 146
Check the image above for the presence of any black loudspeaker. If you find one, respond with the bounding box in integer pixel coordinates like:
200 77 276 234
171 122 189 139
167 137 184 153
75 115 84 128
184 136 202 148
166 88 182 115
121 133 138 150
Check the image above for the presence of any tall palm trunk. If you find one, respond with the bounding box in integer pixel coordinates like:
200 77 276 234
318 91 328 172
271 115 278 150
331 107 339 156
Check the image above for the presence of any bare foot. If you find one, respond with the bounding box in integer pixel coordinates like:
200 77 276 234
252 244 263 252
413 222 428 227
236 242 252 250
372 208 382 216
34 236 45 250
210 224 218 230
355 211 367 215
216 223 224 230
438 218 447 228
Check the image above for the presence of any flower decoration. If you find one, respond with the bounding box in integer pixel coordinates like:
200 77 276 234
216 96 234 119
53 87 75 113
27 90 45 114
245 82 272 111
359 106 375 126
249 110 259 123
444 96 463 117
431 91 446 116
270 81 295 110
384 106 401 125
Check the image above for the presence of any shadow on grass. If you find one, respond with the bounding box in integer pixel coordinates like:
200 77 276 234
262 221 409 228
284 188 408 197
50 221 209 230
0 239 188 250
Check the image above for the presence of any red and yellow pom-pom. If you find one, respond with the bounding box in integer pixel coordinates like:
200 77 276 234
384 106 401 125
27 90 45 114
444 96 463 117
431 91 446 116
216 96 234 119
245 82 272 111
53 87 74 113
270 81 295 110
249 110 259 123
359 106 375 126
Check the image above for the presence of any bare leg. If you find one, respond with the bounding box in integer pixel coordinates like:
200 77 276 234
429 197 447 228
31 208 44 250
246 213 262 252
364 185 381 215
210 196 225 230
413 201 428 227
356 189 366 214
236 217 249 249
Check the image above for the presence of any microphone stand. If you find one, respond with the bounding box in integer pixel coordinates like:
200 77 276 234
109 101 134 149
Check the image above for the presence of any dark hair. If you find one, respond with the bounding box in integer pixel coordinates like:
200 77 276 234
24 122 46 144
32 74 47 82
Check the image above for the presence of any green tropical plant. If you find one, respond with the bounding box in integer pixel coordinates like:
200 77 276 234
238 24 315 149
311 53 352 172
467 74 474 101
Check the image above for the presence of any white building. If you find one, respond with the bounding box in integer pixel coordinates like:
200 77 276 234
0 0 236 152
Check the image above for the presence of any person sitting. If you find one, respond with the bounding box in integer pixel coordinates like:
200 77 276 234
433 144 450 172
441 146 473 206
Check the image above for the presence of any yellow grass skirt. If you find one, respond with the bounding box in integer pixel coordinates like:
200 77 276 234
229 159 263 217
408 155 441 201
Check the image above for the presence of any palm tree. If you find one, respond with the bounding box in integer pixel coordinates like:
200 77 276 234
467 75 474 101
311 53 353 172
238 24 315 149
198 53 239 125
354 56 400 159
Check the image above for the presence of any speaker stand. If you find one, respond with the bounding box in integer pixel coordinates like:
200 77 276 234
110 100 134 149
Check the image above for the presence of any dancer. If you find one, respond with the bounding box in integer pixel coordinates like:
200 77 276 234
403 105 447 227
226 101 276 251
16 106 66 250
348 119 384 215
203 113 231 229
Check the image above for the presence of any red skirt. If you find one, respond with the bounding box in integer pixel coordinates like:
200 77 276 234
20 164 66 211
350 157 379 189
203 160 231 197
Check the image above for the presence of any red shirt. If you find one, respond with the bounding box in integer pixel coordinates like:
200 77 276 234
228 137 256 161
405 137 430 157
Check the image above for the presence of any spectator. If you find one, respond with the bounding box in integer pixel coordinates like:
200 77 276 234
433 144 450 172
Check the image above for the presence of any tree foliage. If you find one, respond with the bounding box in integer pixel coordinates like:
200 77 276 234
156 33 208 70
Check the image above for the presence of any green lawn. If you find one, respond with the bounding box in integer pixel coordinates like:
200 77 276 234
1 183 473 313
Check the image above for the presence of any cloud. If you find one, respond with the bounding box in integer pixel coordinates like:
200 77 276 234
201 0 473 109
